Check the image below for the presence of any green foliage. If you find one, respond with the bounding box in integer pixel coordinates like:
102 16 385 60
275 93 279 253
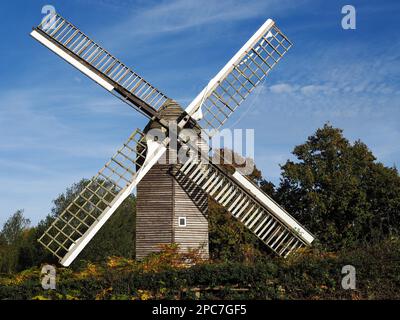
207 148 285 262
0 179 136 273
1 239 399 300
1 210 30 244
75 194 136 268
208 199 268 262
51 179 136 268
277 124 400 250
208 154 271 262
0 210 31 273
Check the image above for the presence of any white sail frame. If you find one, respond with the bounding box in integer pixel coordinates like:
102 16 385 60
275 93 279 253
232 171 314 245
185 18 275 116
31 30 114 91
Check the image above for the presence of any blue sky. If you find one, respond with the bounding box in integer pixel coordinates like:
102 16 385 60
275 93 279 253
0 0 399 225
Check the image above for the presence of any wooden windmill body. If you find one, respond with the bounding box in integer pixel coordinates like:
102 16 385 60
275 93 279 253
136 101 209 260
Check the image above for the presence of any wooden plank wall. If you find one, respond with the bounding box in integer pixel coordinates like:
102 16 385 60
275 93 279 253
136 163 210 260
136 99 209 260
173 176 209 259
136 164 174 260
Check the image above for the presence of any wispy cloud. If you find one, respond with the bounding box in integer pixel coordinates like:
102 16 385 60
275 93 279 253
0 85 140 148
270 83 295 94
110 0 305 34
95 0 311 51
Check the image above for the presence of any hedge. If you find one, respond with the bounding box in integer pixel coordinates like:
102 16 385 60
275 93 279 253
1 239 399 300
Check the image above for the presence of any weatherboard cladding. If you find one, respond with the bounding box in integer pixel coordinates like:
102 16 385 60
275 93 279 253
136 163 209 260
173 174 209 259
136 100 209 260
136 164 174 260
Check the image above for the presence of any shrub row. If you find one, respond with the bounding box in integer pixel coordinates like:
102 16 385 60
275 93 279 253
1 239 399 300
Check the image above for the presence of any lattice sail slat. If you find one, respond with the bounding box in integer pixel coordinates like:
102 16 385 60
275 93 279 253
38 129 168 266
185 19 292 134
31 13 169 115
173 159 314 257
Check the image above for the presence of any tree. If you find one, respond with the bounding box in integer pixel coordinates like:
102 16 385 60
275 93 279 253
15 215 57 272
277 124 400 250
208 199 268 262
0 210 31 273
1 210 30 245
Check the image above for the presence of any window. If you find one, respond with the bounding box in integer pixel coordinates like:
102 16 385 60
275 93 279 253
178 217 186 227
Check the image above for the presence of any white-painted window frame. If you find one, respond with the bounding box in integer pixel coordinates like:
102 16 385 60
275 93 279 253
178 216 187 227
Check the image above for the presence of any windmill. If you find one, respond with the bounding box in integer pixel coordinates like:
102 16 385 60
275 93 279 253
31 12 314 267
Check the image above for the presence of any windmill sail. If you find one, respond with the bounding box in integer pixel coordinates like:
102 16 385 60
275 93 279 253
184 19 291 134
175 19 311 257
174 159 314 257
31 13 169 119
39 130 169 266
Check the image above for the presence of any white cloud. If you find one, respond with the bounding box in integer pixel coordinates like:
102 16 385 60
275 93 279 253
270 83 295 94
125 0 301 33
300 84 329 95
98 0 311 49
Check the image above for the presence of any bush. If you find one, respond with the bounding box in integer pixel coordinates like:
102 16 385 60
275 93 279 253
1 239 399 300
